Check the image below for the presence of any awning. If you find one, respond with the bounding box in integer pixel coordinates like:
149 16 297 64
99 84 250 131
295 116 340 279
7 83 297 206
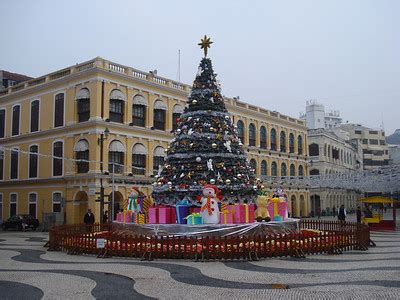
133 95 148 106
154 100 167 110
360 197 395 204
110 89 126 101
153 146 165 157
109 140 126 152
173 105 184 114
76 88 90 100
132 143 147 155
74 139 89 152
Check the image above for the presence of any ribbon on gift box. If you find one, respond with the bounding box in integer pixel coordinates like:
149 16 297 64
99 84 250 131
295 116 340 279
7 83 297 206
185 213 203 225
271 198 280 219
220 210 233 224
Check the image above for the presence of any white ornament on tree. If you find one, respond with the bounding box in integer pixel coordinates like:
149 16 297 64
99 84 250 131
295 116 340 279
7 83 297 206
224 140 232 152
188 128 194 135
207 159 214 171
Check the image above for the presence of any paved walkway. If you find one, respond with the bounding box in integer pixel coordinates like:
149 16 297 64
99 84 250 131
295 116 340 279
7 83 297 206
0 229 399 299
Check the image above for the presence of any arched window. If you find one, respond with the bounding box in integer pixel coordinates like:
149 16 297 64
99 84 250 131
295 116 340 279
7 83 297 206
298 165 304 176
310 169 320 175
289 133 295 153
109 140 125 174
30 100 40 132
132 94 147 127
280 131 286 152
298 135 303 155
10 148 18 179
74 139 89 173
153 146 165 175
109 90 125 123
290 164 295 177
261 160 267 176
172 105 184 131
54 93 64 128
77 88 90 122
309 143 319 156
0 148 4 180
270 128 277 151
53 141 63 176
249 123 256 146
237 120 244 143
271 161 277 176
153 100 167 130
281 162 287 177
132 143 147 175
260 126 267 149
12 105 20 136
250 159 257 174
29 145 38 178
0 109 5 138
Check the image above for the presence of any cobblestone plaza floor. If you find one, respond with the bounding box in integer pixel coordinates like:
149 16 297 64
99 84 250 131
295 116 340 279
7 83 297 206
0 219 399 299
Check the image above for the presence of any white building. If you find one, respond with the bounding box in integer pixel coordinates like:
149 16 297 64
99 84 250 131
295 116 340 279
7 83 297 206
300 100 342 130
307 128 363 216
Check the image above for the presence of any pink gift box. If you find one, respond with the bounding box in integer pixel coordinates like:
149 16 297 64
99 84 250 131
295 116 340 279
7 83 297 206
124 211 132 223
278 202 288 220
220 211 234 224
267 202 275 220
148 207 158 224
116 212 123 222
233 204 255 223
159 207 176 224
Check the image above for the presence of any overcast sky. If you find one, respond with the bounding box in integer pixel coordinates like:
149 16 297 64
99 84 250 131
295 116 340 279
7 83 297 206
1 0 399 134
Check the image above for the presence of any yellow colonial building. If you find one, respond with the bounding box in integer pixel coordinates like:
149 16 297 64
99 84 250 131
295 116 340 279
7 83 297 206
0 57 309 224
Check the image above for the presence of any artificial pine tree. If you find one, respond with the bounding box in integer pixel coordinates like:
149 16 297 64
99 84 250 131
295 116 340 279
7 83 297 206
152 36 257 204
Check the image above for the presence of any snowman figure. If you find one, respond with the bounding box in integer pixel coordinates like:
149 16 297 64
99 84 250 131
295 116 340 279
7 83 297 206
199 185 220 224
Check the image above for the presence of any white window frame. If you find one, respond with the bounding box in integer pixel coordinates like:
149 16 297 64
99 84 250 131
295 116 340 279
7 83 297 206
28 144 39 179
52 191 63 213
10 147 19 180
11 104 21 137
29 98 41 133
28 192 38 219
52 140 64 177
0 107 6 139
53 91 66 128
9 192 18 217
0 193 3 221
0 147 4 181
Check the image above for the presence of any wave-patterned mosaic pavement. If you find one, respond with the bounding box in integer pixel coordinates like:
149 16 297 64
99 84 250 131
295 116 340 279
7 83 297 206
0 229 399 299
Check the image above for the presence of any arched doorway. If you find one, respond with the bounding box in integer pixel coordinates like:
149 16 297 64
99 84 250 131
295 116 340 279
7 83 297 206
75 191 88 223
109 191 124 219
300 195 306 217
290 195 296 217
310 194 321 217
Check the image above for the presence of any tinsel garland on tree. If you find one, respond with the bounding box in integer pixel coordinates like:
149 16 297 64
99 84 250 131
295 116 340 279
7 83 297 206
152 55 257 204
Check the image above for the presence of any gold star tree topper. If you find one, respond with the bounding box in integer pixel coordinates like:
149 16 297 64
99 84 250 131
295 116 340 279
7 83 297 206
198 35 213 57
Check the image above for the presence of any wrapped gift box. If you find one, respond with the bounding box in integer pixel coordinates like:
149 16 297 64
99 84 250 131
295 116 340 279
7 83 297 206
124 211 132 223
185 213 203 225
159 206 176 224
148 207 158 224
233 204 255 223
133 212 146 224
116 212 124 222
278 202 288 220
267 199 287 221
176 202 190 224
220 211 234 224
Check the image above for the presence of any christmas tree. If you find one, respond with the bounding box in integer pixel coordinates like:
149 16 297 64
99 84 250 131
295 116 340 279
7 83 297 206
152 36 257 204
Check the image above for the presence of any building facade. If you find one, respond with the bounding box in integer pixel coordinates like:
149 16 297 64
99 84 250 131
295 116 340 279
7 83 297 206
307 128 363 215
340 124 389 170
0 57 309 224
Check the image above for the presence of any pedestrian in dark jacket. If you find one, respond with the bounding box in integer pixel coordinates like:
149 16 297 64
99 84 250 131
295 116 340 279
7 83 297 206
338 205 346 226
84 209 95 225
356 206 362 223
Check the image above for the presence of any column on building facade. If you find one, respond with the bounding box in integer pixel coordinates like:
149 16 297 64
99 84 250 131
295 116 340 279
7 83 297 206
294 130 298 155
166 97 174 132
243 117 249 146
255 120 260 148
102 82 113 121
126 87 134 125
89 80 102 121
275 126 281 153
148 93 156 128
147 140 155 177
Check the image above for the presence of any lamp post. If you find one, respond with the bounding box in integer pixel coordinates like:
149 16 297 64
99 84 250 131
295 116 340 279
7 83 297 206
98 127 109 223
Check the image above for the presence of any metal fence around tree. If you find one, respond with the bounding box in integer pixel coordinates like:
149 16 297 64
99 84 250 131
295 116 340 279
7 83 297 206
47 220 370 260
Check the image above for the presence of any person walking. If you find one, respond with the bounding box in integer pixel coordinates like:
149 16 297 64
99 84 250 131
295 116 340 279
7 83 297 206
84 209 95 224
356 206 362 224
338 204 346 227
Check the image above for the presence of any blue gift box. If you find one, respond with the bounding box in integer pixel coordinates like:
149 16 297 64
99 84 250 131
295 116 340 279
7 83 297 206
176 199 190 224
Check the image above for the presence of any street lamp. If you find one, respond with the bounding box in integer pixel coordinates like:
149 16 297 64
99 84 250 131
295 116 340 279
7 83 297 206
98 128 109 223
